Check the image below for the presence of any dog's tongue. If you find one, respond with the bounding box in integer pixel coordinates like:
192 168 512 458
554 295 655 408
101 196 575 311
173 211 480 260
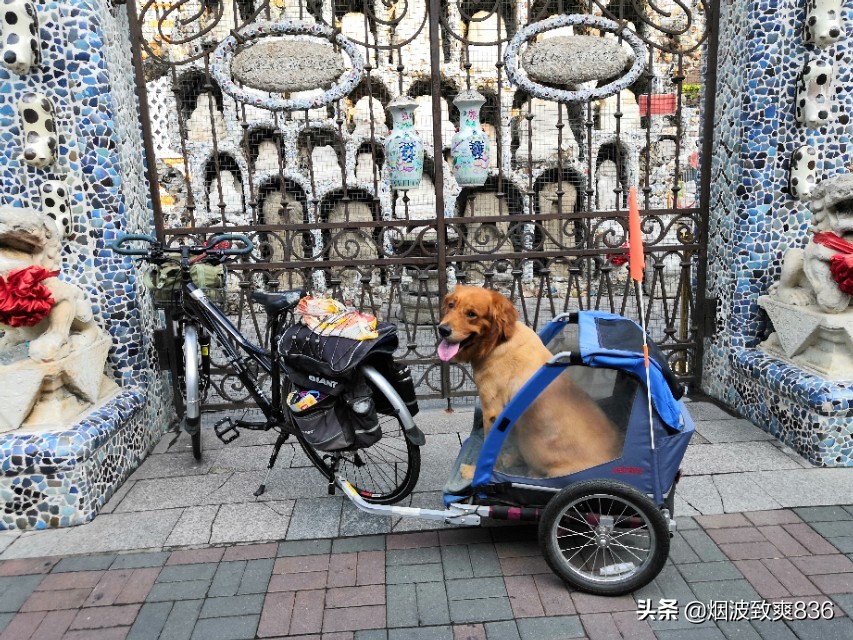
437 340 460 362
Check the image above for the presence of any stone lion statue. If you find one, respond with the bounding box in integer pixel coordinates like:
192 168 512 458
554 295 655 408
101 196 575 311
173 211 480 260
0 205 101 361
770 173 853 313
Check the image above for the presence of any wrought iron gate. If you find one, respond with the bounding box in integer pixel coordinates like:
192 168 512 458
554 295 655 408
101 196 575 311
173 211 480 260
128 0 717 406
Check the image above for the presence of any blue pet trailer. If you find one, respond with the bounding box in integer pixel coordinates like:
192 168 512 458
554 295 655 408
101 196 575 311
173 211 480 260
338 311 694 596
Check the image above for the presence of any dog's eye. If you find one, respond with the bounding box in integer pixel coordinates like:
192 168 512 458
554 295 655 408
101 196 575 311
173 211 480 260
447 302 455 309
466 310 477 319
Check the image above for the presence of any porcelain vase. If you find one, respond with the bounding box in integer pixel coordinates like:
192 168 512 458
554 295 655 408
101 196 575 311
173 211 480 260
451 90 490 187
385 97 424 190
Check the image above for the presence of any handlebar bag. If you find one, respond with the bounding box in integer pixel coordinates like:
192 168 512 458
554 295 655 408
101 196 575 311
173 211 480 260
142 263 225 301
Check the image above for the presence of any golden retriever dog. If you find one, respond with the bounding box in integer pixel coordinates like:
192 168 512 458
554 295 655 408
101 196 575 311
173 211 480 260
437 286 623 478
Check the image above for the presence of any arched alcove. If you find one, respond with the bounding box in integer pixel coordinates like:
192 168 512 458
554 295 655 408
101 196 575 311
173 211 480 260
245 126 283 174
355 141 385 182
175 70 226 143
512 91 581 167
533 167 586 280
408 75 459 147
203 153 244 223
596 142 631 210
297 127 345 184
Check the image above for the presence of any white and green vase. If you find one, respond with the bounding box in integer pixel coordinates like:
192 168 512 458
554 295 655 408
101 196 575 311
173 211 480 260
451 89 489 187
385 96 424 190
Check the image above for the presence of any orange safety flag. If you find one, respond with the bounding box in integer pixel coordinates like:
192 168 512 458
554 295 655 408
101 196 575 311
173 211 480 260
628 187 645 282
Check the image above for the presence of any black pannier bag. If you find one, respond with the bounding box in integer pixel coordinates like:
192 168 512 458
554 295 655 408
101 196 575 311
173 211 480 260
279 321 418 449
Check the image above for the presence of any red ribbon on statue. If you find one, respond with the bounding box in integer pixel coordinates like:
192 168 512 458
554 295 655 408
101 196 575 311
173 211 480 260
814 231 853 296
0 265 59 327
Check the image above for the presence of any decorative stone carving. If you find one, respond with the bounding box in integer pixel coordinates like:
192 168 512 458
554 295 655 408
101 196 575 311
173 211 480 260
769 174 853 313
0 206 114 432
522 36 631 86
18 92 57 169
0 0 40 75
795 57 833 129
187 93 227 143
805 0 844 49
40 181 72 240
231 39 346 94
789 145 818 201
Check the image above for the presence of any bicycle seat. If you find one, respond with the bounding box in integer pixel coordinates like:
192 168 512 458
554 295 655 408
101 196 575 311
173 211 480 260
250 289 307 316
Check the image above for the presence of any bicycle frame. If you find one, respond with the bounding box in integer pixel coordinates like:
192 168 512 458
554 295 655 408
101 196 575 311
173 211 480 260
172 278 289 428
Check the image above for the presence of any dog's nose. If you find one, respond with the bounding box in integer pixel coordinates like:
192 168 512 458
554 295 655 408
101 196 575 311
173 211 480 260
438 324 452 338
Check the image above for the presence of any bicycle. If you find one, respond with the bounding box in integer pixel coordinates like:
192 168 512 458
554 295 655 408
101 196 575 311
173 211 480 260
110 233 422 504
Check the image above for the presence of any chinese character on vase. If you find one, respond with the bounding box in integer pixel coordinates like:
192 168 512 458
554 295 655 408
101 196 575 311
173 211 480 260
385 97 424 190
451 90 489 187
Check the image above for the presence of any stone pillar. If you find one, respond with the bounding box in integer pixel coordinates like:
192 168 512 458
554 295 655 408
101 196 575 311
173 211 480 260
705 0 853 467
0 0 170 528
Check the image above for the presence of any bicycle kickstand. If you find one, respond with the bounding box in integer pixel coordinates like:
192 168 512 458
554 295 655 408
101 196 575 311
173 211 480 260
254 429 288 497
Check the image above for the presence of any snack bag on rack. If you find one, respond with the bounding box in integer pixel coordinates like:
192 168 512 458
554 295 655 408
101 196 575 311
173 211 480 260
295 296 379 341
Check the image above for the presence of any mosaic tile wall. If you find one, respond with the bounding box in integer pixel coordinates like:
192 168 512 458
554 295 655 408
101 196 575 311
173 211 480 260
704 0 853 467
0 0 171 529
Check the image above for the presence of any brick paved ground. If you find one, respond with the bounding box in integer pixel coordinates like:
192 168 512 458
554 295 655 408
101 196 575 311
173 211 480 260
0 506 851 640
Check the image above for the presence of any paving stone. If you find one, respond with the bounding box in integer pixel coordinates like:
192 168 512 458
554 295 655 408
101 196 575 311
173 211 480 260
386 583 417 628
28 609 77 639
0 613 12 634
531 574 574 616
158 563 219 583
69 604 140 630
190 614 260 640
611 610 656 640
237 559 274 595
760 558 820 596
328 553 358 588
21 587 91 612
268 570 328 592
386 563 444 584
449 596 514 624
0 612 46 639
0 557 57 576
810 572 853 594
678 561 744 583
355 631 389 640
332 536 386 554
669 531 702 564
688 403 737 421
357 551 386 586
570 593 636 614
209 561 246 597
439 529 492 546
713 475 784 513
655 629 726 640
275 555 330 574
706 528 768 545
830 537 853 554
690 579 761 603
785 617 853 640
386 532 440 550
718 542 783 561
579 612 620 639
756 526 810 557
716 620 762 640
37 570 104 591
277 539 332 557
696 514 752 529
794 507 853 523
200 594 265 618
742 511 803 527
441 545 474 580
323 604 386 633
388 626 453 640
167 548 225 566
497 556 551 576
453 623 487 640
289 589 325 636
468 544 504 578
53 555 117 573
211 501 294 544
504 576 544 618
483 620 521 640
127 602 172 640
676 476 724 515
57 510 183 555
732 560 789 599
159 598 203 640
683 443 801 476
222 543 277 562
515 615 584 639
340 501 392 537
694 420 774 443
257 592 294 639
831 593 853 618
285 497 343 540
681 529 728 562
387 547 442 566
789 554 853 575
0 575 44 612
417 581 450 626
146 579 211 602
750 620 798 640
652 564 699 603
111 552 171 570
447 577 507 601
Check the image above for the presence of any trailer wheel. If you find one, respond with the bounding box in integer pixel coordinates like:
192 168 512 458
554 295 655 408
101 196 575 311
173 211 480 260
539 480 669 596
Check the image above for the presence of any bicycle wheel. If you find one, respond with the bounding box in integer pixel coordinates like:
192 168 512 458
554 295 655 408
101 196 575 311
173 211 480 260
298 371 421 505
538 480 670 596
181 324 202 460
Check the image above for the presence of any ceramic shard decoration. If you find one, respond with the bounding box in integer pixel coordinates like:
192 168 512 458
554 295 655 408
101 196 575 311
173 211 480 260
521 36 631 86
231 39 346 93
769 173 853 313
789 145 818 201
40 181 72 239
0 0 40 75
451 90 490 187
385 96 424 190
795 57 833 129
805 0 844 49
18 92 57 169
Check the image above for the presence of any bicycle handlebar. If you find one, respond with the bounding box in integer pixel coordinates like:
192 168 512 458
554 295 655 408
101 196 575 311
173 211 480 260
109 233 254 257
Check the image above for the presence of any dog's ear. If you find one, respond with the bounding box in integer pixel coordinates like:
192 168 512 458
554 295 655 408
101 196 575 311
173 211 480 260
490 289 518 341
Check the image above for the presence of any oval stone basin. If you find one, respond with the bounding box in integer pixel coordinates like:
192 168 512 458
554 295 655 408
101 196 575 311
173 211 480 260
231 38 346 93
522 35 631 86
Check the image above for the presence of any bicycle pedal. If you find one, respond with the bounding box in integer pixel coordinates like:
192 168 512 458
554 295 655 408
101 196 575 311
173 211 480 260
214 417 240 443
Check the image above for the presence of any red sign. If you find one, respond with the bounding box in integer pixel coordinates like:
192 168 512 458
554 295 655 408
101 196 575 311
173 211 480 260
638 94 677 116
